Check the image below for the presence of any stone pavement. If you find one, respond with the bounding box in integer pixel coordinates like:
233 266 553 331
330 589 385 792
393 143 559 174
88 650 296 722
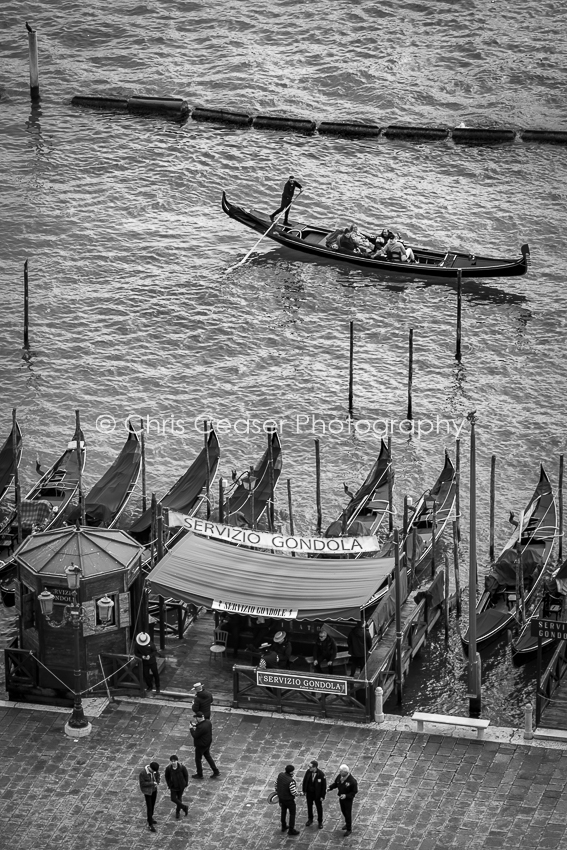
2 698 567 850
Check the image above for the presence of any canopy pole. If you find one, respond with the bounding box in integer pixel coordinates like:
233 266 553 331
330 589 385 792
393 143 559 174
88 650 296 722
315 438 322 536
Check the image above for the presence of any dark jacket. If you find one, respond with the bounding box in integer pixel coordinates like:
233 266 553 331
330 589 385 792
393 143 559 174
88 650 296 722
190 718 213 750
282 179 302 203
302 768 327 799
347 624 369 658
165 762 188 791
192 688 213 719
276 771 297 801
272 638 292 666
134 640 158 662
313 635 337 665
139 765 160 796
259 648 280 669
329 773 358 801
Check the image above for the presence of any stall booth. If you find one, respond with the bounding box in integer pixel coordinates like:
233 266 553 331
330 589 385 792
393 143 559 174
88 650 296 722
5 526 145 705
147 523 397 721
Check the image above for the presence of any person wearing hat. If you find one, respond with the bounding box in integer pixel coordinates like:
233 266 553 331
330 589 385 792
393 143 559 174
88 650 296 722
313 628 337 675
191 682 213 720
328 764 359 835
189 712 220 779
275 764 300 835
301 759 327 829
139 760 160 832
258 642 279 670
270 175 303 226
271 630 292 669
134 632 161 694
164 755 189 820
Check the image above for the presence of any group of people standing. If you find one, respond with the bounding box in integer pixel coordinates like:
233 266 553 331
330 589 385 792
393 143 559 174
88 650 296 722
276 762 359 836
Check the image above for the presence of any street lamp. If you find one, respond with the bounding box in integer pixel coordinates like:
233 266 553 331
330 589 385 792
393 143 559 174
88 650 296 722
242 465 257 530
37 563 115 738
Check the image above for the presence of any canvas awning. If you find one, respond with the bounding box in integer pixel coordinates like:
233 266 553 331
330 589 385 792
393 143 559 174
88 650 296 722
147 532 396 620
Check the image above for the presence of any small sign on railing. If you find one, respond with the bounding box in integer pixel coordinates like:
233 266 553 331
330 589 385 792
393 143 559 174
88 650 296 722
530 619 567 640
256 670 348 695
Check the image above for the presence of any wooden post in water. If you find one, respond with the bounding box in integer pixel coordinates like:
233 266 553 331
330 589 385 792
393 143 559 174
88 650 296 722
455 269 462 361
150 492 157 568
559 454 564 564
75 409 85 525
140 418 147 513
489 455 496 562
249 465 256 531
394 528 403 704
430 501 437 579
348 320 354 417
516 510 525 625
23 260 30 349
315 438 322 536
410 526 417 592
267 430 275 532
444 550 450 641
286 479 295 536
156 502 164 562
467 414 481 715
452 520 461 616
407 329 413 421
218 478 224 523
12 408 22 545
204 421 211 520
402 495 409 573
387 436 394 533
455 438 461 542
26 23 40 103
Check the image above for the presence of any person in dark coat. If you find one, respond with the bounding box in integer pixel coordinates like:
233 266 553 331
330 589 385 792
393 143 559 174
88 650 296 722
134 631 161 693
191 682 213 719
258 642 279 669
328 764 358 835
313 628 337 674
272 630 292 668
270 175 303 225
139 761 160 832
189 712 220 779
301 759 327 829
347 621 370 677
164 755 189 819
275 764 300 835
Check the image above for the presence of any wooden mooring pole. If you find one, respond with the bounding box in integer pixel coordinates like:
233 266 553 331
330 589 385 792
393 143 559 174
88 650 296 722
455 269 462 361
455 438 461 542
407 328 413 421
315 438 322 536
489 454 496 562
12 408 22 545
286 478 295 535
218 478 225 523
348 320 354 417
150 492 157 567
444 551 450 641
23 260 30 349
388 436 394 534
26 23 40 103
140 418 147 513
204 421 211 520
267 430 275 531
75 409 85 525
559 454 564 564
452 520 461 616
467 414 481 715
394 528 403 704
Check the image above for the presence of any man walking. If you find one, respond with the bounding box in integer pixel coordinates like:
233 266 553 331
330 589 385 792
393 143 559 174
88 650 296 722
134 631 161 694
139 760 160 832
191 682 213 719
164 755 189 819
328 764 358 835
189 712 220 779
302 759 326 829
270 175 303 226
275 764 300 836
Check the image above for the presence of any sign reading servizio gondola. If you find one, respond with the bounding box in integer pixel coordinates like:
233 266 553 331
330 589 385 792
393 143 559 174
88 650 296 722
530 619 567 640
167 513 380 554
257 670 348 695
212 600 298 619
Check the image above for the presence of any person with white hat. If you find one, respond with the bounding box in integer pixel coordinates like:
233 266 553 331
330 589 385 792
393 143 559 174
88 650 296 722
258 642 279 670
134 631 161 694
191 682 213 719
271 630 292 669
328 764 359 835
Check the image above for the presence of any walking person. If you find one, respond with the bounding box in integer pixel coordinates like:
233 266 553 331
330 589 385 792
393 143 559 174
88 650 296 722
139 760 160 832
191 682 213 719
275 764 300 836
270 175 303 225
134 631 161 694
302 759 326 829
164 755 189 819
328 764 358 835
189 712 220 779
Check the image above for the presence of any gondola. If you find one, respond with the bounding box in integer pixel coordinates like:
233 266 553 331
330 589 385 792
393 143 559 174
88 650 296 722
0 426 86 558
324 439 393 541
222 430 282 527
510 564 564 664
222 192 530 280
0 420 22 503
66 423 141 528
129 427 220 545
462 466 556 651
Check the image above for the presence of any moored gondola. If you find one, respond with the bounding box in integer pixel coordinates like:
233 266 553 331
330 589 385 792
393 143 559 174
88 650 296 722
0 420 22 503
222 429 282 528
510 566 565 663
222 192 530 280
462 466 557 651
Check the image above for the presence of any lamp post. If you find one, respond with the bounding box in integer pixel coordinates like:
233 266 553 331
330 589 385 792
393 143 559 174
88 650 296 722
37 563 115 738
243 465 257 529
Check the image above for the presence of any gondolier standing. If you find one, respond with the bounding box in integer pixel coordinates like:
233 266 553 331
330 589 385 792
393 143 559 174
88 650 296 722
270 175 303 225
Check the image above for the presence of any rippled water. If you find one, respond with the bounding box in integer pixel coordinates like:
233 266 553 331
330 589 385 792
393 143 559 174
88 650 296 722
1 0 566 724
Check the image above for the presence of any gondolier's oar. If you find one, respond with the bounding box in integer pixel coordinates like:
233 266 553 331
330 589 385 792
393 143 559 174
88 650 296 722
226 189 303 273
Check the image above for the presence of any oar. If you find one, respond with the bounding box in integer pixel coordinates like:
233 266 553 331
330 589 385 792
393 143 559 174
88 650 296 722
226 189 303 273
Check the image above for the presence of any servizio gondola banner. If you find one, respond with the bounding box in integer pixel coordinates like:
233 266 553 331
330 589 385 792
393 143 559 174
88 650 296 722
167 512 381 554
